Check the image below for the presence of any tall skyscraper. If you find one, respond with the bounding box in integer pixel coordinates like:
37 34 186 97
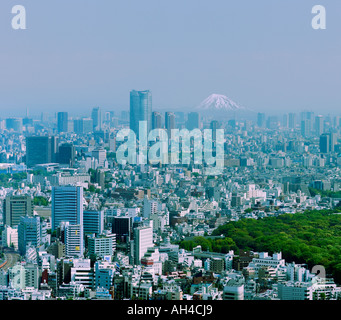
64 223 84 258
152 111 162 130
186 112 200 130
92 107 102 131
301 120 311 138
320 133 330 153
210 120 220 141
51 186 83 232
74 118 94 134
58 143 75 167
18 216 41 256
319 132 337 153
301 111 314 122
57 112 68 133
288 113 297 129
130 90 152 137
266 116 279 130
3 195 33 227
26 136 59 167
282 114 288 128
174 112 185 128
315 115 324 136
165 112 175 136
257 113 266 128
329 132 337 152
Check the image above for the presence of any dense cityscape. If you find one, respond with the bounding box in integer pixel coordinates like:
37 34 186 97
0 90 341 301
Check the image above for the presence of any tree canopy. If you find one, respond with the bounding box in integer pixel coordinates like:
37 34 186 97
180 208 341 284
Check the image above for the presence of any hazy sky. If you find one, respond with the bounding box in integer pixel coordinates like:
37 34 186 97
0 0 340 117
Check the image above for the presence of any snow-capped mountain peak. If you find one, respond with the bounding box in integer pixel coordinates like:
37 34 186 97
196 94 246 111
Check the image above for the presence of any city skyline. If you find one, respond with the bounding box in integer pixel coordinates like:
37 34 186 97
1 1 341 306
1 92 341 120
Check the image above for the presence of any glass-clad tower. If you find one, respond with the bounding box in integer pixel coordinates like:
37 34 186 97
130 90 152 138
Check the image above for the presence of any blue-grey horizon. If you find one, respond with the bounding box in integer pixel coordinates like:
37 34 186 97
0 0 340 117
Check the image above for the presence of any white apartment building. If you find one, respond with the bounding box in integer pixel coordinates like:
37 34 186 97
143 197 159 218
133 225 154 264
278 277 340 300
223 278 244 300
2 225 18 250
88 234 114 258
64 223 84 258
248 252 285 275
71 258 94 289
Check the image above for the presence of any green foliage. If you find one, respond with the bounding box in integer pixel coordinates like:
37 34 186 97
88 185 96 193
309 187 341 199
33 196 49 206
180 236 238 254
12 172 27 181
209 209 341 283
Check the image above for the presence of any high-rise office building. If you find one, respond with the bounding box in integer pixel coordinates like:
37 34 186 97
6 118 22 133
51 186 83 232
25 136 59 167
74 118 94 134
3 195 33 227
92 107 102 131
57 112 68 133
282 114 288 128
174 112 185 128
143 197 159 218
257 113 266 128
64 223 84 258
8 263 39 290
320 132 337 153
58 143 75 167
92 147 107 168
130 90 152 137
186 112 200 130
329 132 337 152
18 216 41 256
152 111 162 130
112 216 131 242
333 116 340 129
301 120 312 138
94 260 115 290
133 224 153 264
165 112 176 136
266 116 279 130
22 117 33 127
289 113 297 129
319 133 330 153
315 115 324 136
210 120 220 141
83 210 104 235
88 234 114 258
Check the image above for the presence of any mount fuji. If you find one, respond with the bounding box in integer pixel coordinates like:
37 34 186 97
196 94 247 112
194 94 254 120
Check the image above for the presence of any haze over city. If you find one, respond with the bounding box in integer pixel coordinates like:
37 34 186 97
2 1 341 307
0 0 341 117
